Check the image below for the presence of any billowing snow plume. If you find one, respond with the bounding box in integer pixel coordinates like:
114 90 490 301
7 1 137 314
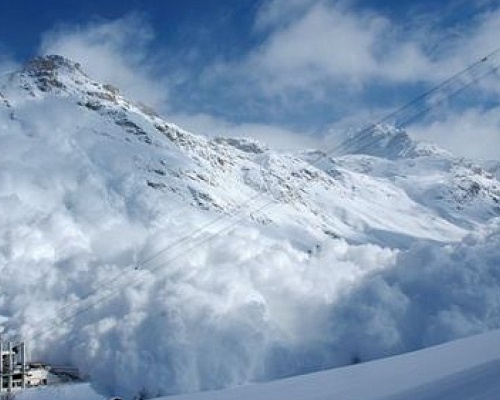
0 56 500 399
326 219 500 365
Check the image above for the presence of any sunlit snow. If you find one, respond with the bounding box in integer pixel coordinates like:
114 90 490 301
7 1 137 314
1 56 499 399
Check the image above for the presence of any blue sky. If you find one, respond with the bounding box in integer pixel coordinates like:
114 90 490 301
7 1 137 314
1 0 500 158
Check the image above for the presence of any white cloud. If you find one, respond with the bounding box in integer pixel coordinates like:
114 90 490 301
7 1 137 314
408 107 500 160
30 3 500 163
254 0 320 31
209 0 500 98
38 14 169 110
237 0 500 160
169 113 322 151
217 1 433 94
254 4 385 86
457 6 500 62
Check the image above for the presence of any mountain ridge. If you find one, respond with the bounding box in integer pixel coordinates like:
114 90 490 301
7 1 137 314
1 55 500 398
3 55 497 243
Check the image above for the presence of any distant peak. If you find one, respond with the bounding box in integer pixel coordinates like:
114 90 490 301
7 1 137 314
336 124 449 159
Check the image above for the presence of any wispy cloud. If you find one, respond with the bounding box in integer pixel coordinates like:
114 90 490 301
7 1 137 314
0 45 19 76
23 2 500 160
251 2 429 88
170 112 322 150
228 0 500 89
409 107 500 160
38 14 169 110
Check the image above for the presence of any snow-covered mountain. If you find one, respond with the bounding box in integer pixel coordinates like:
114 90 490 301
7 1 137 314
335 123 451 159
1 55 500 399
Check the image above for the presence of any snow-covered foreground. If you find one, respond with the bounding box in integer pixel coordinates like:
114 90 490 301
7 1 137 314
16 383 106 400
165 329 500 400
17 329 500 400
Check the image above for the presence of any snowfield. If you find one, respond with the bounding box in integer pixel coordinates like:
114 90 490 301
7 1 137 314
1 55 500 399
165 328 500 400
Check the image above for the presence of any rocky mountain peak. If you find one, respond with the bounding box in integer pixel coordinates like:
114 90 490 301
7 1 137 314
20 54 87 92
24 54 83 74
0 54 132 117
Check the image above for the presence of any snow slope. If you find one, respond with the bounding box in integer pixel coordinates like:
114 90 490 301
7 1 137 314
0 55 500 398
163 329 500 400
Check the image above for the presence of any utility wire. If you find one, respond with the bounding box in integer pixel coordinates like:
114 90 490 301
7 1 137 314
333 46 500 156
19 45 500 345
351 63 500 157
23 45 500 341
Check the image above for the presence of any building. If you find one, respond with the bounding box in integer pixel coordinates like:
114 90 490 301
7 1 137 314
0 341 26 393
0 341 70 395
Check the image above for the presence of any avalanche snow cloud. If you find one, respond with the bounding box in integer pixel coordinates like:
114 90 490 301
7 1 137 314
0 55 500 399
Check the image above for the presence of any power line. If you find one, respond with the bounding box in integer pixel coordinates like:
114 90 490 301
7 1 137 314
347 62 500 157
17 44 500 345
22 45 500 343
334 47 500 156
